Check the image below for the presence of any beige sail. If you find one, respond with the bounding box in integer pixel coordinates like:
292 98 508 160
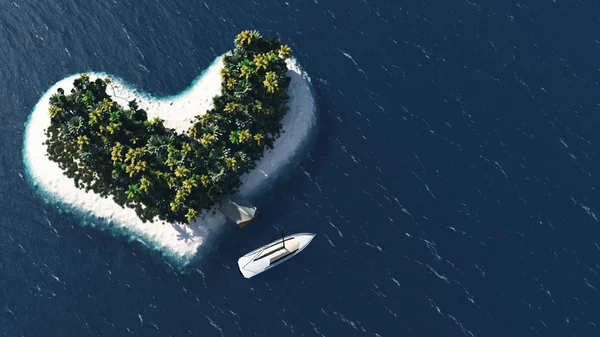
219 197 259 228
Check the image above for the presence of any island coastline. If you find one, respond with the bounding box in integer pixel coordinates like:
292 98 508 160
22 55 316 267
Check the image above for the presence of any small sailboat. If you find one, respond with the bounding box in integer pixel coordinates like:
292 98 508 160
237 232 315 279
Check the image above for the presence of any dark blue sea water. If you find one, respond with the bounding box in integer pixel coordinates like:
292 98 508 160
2 0 600 336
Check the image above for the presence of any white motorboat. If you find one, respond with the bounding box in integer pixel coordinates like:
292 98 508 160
237 232 316 279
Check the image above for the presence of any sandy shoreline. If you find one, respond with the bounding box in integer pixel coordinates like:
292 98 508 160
22 56 316 265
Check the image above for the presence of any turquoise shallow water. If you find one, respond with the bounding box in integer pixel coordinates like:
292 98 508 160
2 0 600 336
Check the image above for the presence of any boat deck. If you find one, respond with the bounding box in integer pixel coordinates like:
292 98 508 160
254 238 300 264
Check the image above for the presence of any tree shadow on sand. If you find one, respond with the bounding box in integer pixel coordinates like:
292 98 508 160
170 207 227 242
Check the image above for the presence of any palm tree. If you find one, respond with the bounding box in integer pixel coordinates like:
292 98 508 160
225 157 238 170
253 53 269 70
238 129 252 143
182 178 198 192
101 98 114 113
200 133 216 147
124 148 136 164
145 116 164 132
49 92 65 108
224 102 239 114
111 143 124 162
234 30 261 50
200 175 211 187
199 113 212 124
134 160 148 175
220 67 231 78
229 130 241 144
266 51 279 63
226 78 237 90
126 184 141 200
185 207 198 223
170 199 182 212
139 176 152 193
125 163 136 177
263 71 279 93
235 151 250 168
129 147 148 162
77 135 89 150
187 125 199 138
49 106 63 119
88 108 103 127
174 165 190 178
234 31 251 49
248 30 262 43
105 122 121 135
253 133 264 145
109 110 121 123
181 143 192 156
82 90 95 106
175 189 189 204
123 148 148 177
278 45 293 59
66 116 84 136
80 73 90 84
240 64 253 80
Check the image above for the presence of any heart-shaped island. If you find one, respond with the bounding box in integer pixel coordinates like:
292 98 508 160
23 31 316 266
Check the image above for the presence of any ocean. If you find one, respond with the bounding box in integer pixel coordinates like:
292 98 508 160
2 0 600 336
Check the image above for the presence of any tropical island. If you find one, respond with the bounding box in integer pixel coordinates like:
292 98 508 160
46 31 293 224
23 30 317 264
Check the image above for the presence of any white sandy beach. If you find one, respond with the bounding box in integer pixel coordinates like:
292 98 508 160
23 56 316 264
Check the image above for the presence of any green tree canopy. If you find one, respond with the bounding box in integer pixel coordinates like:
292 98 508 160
44 30 293 224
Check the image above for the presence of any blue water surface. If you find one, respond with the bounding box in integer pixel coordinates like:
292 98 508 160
1 0 600 336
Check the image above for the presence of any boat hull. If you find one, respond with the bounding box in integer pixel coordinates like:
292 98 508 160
237 233 315 279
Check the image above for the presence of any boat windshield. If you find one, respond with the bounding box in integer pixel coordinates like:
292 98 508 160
269 250 296 265
254 238 300 263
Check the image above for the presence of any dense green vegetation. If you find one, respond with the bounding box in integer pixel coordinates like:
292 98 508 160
44 30 293 223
